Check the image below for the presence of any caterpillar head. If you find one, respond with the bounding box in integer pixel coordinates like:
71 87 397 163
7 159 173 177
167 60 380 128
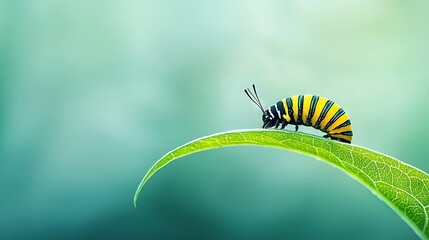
245 84 275 129
262 110 276 129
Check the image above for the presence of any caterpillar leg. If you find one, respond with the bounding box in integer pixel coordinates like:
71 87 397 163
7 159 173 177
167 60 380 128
323 134 330 138
295 125 299 131
280 121 288 130
274 119 281 129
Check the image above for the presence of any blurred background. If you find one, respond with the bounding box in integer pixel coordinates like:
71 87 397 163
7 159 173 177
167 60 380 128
1 0 429 239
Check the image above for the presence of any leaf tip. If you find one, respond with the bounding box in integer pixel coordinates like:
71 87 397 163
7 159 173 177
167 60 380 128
133 192 140 208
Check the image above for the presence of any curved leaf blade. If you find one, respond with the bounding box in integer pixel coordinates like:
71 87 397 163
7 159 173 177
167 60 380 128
134 129 429 239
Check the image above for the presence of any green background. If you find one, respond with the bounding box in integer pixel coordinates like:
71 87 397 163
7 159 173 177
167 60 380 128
1 1 429 239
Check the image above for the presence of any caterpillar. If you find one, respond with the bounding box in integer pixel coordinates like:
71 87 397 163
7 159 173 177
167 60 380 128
245 84 353 143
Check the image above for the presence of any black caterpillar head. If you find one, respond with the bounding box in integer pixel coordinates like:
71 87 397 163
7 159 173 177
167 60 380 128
262 110 276 129
245 84 275 129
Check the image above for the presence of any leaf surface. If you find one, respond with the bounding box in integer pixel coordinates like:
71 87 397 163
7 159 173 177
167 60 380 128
134 129 429 239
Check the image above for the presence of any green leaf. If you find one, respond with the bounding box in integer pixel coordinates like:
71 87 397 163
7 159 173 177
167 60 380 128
134 129 429 239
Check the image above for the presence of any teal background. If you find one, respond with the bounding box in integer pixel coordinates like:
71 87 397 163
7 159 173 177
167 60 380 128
1 1 429 239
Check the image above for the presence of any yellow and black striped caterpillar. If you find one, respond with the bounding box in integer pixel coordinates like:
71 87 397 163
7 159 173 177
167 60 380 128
245 84 353 143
